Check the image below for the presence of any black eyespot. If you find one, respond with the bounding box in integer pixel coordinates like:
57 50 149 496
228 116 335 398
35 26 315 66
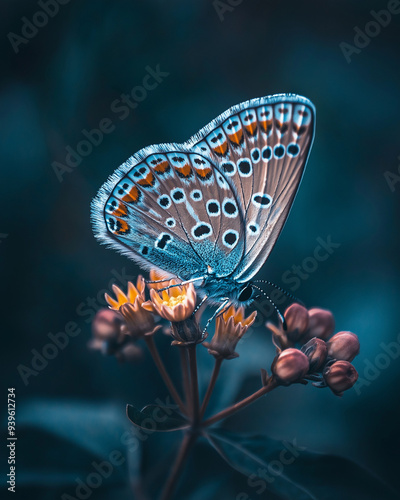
122 183 129 189
222 162 234 173
224 231 237 245
249 224 257 232
252 149 260 161
224 201 236 215
274 145 285 158
172 190 184 201
159 196 170 207
156 234 172 250
141 246 149 255
262 147 272 160
208 202 219 214
288 144 300 156
238 159 251 175
238 284 253 302
193 224 211 238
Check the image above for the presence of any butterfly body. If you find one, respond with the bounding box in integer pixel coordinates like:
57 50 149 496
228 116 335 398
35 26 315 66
92 94 315 306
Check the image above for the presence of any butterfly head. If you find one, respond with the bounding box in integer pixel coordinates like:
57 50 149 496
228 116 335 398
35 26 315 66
202 274 257 307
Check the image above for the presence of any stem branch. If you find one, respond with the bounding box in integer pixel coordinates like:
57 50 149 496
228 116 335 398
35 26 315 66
200 357 222 418
203 378 278 427
144 336 185 414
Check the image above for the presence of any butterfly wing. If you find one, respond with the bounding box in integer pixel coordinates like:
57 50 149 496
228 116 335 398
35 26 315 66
91 144 246 281
186 93 315 282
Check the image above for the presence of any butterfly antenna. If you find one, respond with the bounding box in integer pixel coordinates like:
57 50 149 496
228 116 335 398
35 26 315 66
253 280 303 305
251 284 287 330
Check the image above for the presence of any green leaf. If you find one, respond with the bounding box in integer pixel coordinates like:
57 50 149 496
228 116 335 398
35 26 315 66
126 404 189 432
206 430 396 500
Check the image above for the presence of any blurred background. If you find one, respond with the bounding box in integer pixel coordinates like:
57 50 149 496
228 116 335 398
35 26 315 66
1 0 400 498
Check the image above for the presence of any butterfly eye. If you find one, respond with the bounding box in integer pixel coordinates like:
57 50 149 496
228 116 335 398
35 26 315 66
238 284 253 302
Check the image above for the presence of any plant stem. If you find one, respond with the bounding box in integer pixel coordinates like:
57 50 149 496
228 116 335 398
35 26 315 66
187 346 200 427
160 431 198 500
202 378 278 427
200 357 222 418
144 336 185 414
179 347 191 417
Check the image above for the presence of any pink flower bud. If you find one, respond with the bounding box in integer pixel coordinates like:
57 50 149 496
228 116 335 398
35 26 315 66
327 331 360 362
284 303 309 341
272 348 309 385
91 309 123 341
305 308 335 340
301 338 328 371
323 360 358 395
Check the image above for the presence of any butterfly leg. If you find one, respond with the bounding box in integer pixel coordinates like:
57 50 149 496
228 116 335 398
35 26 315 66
158 276 205 293
202 298 230 335
192 294 208 316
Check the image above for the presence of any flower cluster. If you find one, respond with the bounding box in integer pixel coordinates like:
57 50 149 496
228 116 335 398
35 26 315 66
267 304 360 395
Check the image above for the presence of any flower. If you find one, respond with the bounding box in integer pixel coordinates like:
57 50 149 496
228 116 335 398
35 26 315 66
301 338 328 371
304 308 335 341
105 277 158 338
323 360 358 395
142 280 196 322
272 348 310 385
266 304 335 350
88 308 142 362
142 280 202 345
327 331 360 362
204 305 257 359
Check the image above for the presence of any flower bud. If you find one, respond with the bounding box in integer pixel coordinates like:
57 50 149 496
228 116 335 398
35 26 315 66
272 348 309 385
304 308 335 341
284 303 309 342
91 309 123 341
323 360 358 395
301 338 327 371
327 331 360 362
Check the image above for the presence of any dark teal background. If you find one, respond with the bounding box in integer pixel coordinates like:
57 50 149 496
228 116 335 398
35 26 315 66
1 0 400 498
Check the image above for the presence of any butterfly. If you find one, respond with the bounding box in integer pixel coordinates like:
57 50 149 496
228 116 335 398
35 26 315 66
91 93 315 317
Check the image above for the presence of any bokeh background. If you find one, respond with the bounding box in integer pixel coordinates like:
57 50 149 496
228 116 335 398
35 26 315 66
1 0 400 498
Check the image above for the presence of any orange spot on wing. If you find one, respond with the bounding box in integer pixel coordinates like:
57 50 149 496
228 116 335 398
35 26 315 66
259 119 273 133
121 185 140 203
114 203 128 218
116 219 130 235
195 166 212 179
244 123 257 135
227 129 243 145
137 172 155 187
153 160 170 174
174 164 192 178
213 141 228 156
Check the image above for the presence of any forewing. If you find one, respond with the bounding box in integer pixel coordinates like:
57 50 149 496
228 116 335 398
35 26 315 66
91 144 245 280
187 94 315 282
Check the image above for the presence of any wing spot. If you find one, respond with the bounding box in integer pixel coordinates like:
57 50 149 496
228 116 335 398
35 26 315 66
252 193 272 208
156 233 172 250
158 195 171 208
206 200 221 216
247 222 260 235
274 145 285 159
190 190 202 201
223 230 239 249
192 222 212 240
238 159 252 177
251 148 260 162
287 143 300 157
223 199 238 218
166 217 176 227
262 146 272 161
221 161 236 176
171 188 186 203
